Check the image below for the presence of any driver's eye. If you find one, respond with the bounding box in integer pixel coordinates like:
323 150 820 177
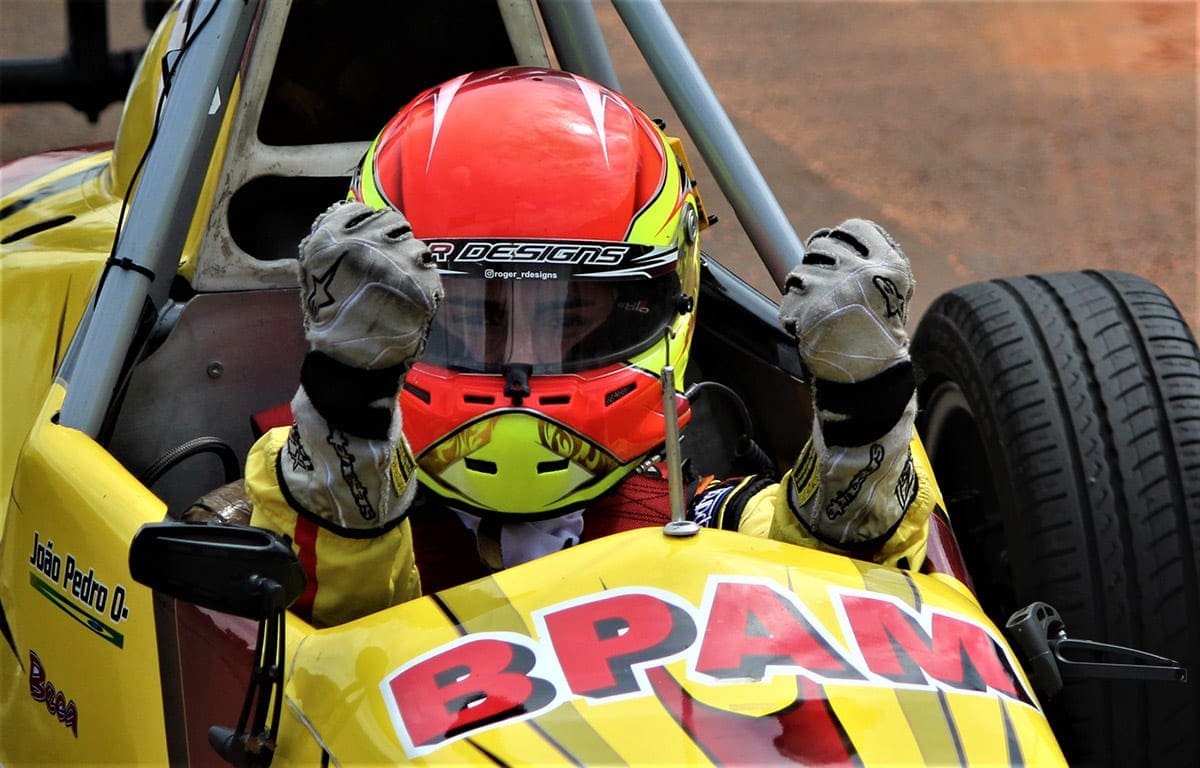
450 301 506 327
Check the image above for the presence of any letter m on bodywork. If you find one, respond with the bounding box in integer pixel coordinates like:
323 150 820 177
838 591 1034 705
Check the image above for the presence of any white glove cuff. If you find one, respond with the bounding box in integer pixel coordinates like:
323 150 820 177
279 388 417 533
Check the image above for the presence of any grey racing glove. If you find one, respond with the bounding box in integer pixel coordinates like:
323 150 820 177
779 219 920 550
282 201 443 532
779 218 912 384
298 200 443 371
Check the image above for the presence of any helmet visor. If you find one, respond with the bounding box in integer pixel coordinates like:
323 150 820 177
424 273 681 374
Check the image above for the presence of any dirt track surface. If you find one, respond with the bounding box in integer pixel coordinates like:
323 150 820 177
2 1 1196 328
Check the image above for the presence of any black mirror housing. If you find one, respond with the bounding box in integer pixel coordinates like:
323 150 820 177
129 522 306 620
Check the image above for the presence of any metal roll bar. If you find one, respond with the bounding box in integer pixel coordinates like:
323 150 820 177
58 0 261 436
539 0 806 290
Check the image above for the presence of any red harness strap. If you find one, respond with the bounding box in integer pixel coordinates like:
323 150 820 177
581 468 675 541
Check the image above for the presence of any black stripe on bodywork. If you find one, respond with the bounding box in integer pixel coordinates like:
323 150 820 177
1 215 76 245
903 570 923 613
936 689 969 766
464 738 513 767
528 720 587 767
1002 700 1026 766
0 163 105 220
429 592 468 637
0 596 17 659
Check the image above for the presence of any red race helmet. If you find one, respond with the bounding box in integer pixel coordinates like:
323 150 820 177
352 67 702 518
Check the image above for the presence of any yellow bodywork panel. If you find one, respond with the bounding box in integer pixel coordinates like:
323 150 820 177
0 384 1065 767
0 153 118 521
0 385 170 766
0 9 239 527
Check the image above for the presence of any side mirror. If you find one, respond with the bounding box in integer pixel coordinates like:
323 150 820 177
129 522 306 620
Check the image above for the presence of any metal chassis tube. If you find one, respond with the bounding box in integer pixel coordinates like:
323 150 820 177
59 0 262 436
539 0 806 290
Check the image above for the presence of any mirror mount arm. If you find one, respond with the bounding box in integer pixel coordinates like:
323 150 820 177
1005 601 1187 702
129 522 306 767
209 595 287 768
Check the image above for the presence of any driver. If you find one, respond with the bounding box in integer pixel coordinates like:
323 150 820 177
242 67 944 627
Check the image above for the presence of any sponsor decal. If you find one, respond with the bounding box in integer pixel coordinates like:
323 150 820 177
895 454 917 512
428 239 678 281
825 443 885 521
690 484 734 528
29 532 130 648
326 428 375 521
381 576 1035 756
391 444 417 496
789 441 819 509
29 650 79 737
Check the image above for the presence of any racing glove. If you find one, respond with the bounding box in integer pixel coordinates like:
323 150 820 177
246 201 442 624
281 200 442 530
775 219 925 557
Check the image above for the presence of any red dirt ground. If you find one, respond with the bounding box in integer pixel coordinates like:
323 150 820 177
3 1 1196 328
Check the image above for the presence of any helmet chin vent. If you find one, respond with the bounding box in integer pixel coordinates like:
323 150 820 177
605 383 637 405
464 458 498 474
537 459 571 474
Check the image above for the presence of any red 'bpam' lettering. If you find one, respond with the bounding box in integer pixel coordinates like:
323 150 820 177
384 633 557 752
693 578 862 682
381 579 1033 757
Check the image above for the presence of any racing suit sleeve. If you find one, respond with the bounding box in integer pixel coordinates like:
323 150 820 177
246 425 421 627
699 431 941 571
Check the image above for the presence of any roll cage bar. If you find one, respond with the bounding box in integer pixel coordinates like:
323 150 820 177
54 0 806 438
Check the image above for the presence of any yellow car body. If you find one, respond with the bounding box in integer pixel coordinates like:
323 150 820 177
21 0 1195 764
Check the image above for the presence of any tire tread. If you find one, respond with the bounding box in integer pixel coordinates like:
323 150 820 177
913 270 1200 766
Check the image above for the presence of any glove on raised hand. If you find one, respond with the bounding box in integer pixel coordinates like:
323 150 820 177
282 201 443 532
298 200 443 371
776 220 920 552
778 219 913 383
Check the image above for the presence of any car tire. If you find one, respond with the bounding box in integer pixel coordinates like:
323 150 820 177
911 270 1199 767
